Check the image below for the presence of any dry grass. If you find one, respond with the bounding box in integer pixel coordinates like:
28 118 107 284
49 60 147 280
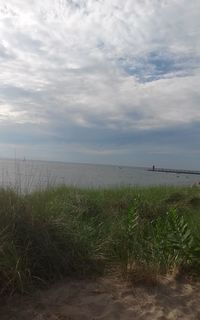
0 185 200 297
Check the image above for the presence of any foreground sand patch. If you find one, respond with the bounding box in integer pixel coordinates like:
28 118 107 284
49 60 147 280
1 276 200 320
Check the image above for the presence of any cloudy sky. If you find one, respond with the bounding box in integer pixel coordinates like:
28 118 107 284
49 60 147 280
0 0 200 168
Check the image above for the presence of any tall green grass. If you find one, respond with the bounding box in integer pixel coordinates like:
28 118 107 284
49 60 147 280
0 186 200 296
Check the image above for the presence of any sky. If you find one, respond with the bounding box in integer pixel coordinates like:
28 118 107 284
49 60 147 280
0 0 200 169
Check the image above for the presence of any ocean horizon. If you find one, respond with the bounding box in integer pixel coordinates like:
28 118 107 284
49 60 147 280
0 158 199 192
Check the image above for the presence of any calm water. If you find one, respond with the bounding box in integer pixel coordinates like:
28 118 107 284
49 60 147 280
0 159 199 192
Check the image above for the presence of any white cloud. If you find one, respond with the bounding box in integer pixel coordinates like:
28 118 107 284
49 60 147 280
0 0 200 163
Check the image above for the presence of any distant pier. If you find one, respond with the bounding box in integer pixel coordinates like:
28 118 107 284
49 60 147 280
148 167 200 175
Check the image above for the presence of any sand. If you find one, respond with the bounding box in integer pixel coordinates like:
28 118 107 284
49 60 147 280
1 275 200 320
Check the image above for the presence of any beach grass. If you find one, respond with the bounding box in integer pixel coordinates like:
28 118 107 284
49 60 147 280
0 185 200 296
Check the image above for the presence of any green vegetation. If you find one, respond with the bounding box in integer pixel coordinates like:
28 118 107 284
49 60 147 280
0 186 200 296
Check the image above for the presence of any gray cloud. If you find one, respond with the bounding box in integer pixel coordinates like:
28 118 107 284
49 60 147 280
0 0 200 167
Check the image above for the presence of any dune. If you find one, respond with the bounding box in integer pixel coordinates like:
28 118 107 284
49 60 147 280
1 275 200 320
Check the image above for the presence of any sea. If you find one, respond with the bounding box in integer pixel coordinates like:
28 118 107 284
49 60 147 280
0 158 199 192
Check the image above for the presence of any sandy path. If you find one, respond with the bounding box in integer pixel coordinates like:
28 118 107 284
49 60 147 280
1 276 200 320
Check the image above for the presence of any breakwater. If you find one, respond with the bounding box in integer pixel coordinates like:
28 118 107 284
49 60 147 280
148 167 200 175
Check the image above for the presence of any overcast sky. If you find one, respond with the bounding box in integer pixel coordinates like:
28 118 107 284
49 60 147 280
0 0 200 168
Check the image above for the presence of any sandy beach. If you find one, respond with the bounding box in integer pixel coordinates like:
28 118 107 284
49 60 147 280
1 275 200 320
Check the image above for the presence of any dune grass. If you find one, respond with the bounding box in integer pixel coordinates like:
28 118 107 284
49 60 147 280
0 185 200 296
